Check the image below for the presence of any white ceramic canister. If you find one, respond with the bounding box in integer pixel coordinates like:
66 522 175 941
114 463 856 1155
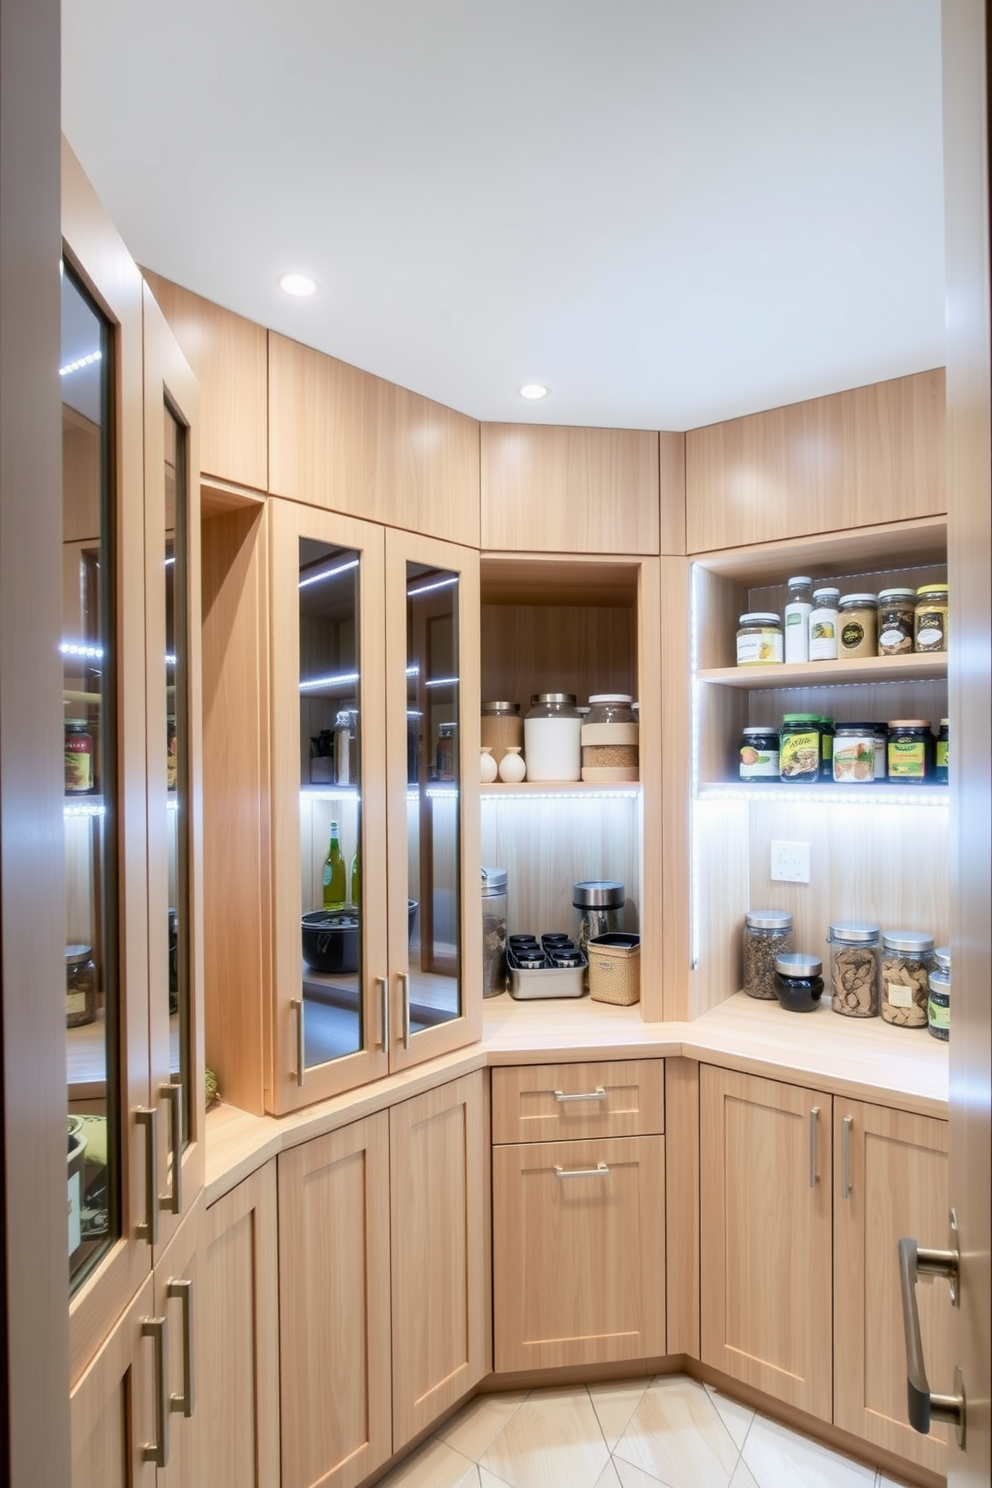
524 693 582 781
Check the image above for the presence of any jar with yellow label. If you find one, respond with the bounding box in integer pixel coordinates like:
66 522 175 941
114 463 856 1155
736 612 783 667
779 714 821 783
915 584 948 653
887 720 933 784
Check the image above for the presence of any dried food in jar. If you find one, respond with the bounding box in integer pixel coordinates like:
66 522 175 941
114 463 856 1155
881 931 934 1027
742 910 793 1000
915 584 948 653
877 588 916 655
481 701 523 766
832 724 876 784
780 715 820 783
736 613 783 666
838 594 878 658
827 921 880 1017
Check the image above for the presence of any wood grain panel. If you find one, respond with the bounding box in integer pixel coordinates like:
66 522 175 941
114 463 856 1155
659 430 687 556
659 556 692 1020
700 1065 833 1421
833 1102 949 1475
204 1162 280 1488
480 602 636 709
268 332 480 548
389 1073 487 1449
141 270 268 492
686 369 946 553
636 556 663 1020
278 1115 391 1488
666 1059 700 1356
493 1134 666 1372
691 797 749 1017
491 1060 664 1144
154 1197 206 1486
70 1276 156 1488
481 422 659 554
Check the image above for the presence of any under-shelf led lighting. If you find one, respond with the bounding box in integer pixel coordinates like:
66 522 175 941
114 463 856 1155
689 563 703 970
61 641 104 660
518 384 549 400
698 783 950 808
407 576 459 598
279 272 317 298
64 801 106 819
301 788 360 803
299 671 360 692
405 787 460 802
60 350 102 377
425 676 459 689
298 558 359 590
480 788 640 802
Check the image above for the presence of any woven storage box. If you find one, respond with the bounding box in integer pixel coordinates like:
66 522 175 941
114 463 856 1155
588 933 640 1005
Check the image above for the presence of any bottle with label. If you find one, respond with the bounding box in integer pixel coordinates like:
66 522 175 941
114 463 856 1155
915 584 948 653
64 720 94 794
333 711 355 785
322 821 347 910
783 576 813 663
808 588 840 661
735 613 783 667
350 843 361 908
935 719 949 784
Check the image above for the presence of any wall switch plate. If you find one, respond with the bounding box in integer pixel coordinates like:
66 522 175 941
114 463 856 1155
770 840 810 883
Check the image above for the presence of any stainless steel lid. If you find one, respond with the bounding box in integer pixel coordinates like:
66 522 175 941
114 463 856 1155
531 693 577 705
572 880 625 908
882 930 935 954
932 946 951 970
828 920 880 942
587 694 634 704
775 952 823 977
481 867 508 895
481 700 520 714
744 909 792 930
65 943 92 963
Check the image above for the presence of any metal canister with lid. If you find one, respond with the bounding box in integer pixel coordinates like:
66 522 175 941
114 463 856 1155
773 952 824 1013
481 868 508 998
927 947 950 1041
573 880 625 960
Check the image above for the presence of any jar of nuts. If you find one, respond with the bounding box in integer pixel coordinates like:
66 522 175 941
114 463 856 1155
743 910 793 1000
827 921 880 1018
881 931 934 1028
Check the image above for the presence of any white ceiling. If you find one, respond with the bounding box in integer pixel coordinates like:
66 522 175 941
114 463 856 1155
62 0 946 431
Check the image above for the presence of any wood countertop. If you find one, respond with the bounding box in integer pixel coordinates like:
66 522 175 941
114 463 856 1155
204 990 948 1205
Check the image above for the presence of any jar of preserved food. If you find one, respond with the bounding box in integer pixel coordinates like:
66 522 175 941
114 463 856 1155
816 716 834 780
827 921 880 1017
877 588 916 655
436 720 458 780
832 723 877 784
779 715 821 783
167 714 177 790
838 593 878 658
581 694 639 781
784 576 814 663
915 584 948 653
927 947 950 1041
739 727 779 781
887 720 933 784
525 693 582 781
481 701 523 766
774 953 824 1013
881 931 934 1027
64 720 94 794
736 612 783 666
935 718 949 785
809 588 840 661
743 910 793 1000
66 944 97 1028
573 880 624 964
873 725 888 780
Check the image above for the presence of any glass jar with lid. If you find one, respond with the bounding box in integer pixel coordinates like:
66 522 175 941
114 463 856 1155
881 931 934 1027
915 584 948 653
481 868 508 999
838 593 878 658
935 719 949 784
573 880 625 964
736 612 783 667
436 720 458 780
927 947 950 1040
816 716 834 780
66 944 98 1028
877 588 916 655
774 953 824 1013
525 693 582 781
827 921 880 1017
887 720 933 784
581 694 639 781
809 588 841 661
743 909 793 1000
832 723 877 784
779 715 821 783
64 719 94 794
784 577 814 663
739 726 779 781
481 701 523 766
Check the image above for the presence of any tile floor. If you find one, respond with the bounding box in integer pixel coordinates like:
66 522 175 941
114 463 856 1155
375 1375 919 1488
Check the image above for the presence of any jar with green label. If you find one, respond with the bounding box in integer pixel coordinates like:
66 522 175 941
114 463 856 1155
739 727 779 781
886 720 933 784
779 715 821 783
927 947 950 1041
935 719 949 785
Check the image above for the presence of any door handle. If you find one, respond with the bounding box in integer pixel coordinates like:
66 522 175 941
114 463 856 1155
808 1106 819 1188
141 1315 170 1466
159 1083 183 1215
898 1223 965 1447
377 976 389 1050
291 998 305 1086
841 1115 853 1199
167 1278 195 1418
135 1106 159 1245
400 972 411 1050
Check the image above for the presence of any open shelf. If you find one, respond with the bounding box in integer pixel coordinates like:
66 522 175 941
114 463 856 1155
698 652 947 690
482 781 641 799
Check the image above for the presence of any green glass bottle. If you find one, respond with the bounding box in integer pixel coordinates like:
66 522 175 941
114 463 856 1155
322 820 347 911
350 842 361 910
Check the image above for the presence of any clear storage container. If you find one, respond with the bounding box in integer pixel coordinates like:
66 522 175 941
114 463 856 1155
524 693 582 781
581 693 638 781
743 910 793 1000
481 868 508 998
827 920 880 1017
881 930 934 1028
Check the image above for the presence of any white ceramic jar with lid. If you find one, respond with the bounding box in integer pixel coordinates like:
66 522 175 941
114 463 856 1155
524 693 582 781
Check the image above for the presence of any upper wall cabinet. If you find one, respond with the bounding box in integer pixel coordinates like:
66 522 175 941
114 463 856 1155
482 423 683 555
141 272 268 496
685 369 946 554
268 333 481 548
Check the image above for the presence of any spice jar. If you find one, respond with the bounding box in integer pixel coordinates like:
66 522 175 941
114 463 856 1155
736 612 783 666
481 868 508 999
525 694 582 782
915 584 948 653
743 910 793 1000
779 715 821 783
935 719 949 785
877 588 916 655
64 720 94 794
573 880 624 961
784 576 814 663
832 723 877 784
827 921 880 1017
66 944 97 1028
774 953 824 1013
581 694 639 781
809 588 840 661
481 701 523 767
881 931 934 1028
739 727 779 781
927 947 950 1041
838 593 878 658
887 720 933 784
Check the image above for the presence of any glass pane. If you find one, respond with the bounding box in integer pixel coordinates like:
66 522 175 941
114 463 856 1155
164 404 190 1144
405 562 461 1033
299 539 363 1068
62 264 119 1290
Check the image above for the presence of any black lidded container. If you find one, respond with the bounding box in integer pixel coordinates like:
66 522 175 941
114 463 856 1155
774 952 824 1013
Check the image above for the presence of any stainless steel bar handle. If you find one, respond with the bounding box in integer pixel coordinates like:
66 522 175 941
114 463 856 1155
554 1087 608 1103
135 1106 159 1245
167 1278 195 1417
141 1315 170 1466
400 972 411 1050
808 1106 819 1188
291 998 305 1087
377 976 389 1051
554 1162 610 1178
841 1115 853 1199
159 1083 183 1215
898 1236 965 1446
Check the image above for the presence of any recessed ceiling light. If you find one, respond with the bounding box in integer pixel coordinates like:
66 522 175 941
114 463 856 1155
518 384 549 400
279 272 318 298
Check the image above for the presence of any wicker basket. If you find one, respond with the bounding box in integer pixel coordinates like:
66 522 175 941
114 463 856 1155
588 933 640 1005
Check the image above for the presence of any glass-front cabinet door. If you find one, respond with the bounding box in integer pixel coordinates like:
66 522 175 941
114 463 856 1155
269 499 389 1112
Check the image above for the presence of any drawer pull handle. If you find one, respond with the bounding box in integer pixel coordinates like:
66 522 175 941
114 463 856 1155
135 1106 158 1245
553 1087 607 1103
141 1315 169 1466
377 976 389 1051
554 1162 610 1179
167 1278 195 1418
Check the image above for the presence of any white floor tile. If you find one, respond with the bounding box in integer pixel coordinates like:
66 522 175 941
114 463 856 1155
593 1460 624 1488
588 1378 653 1451
479 1470 515 1488
742 1415 875 1488
481 1386 611 1488
613 1456 673 1487
703 1384 755 1452
613 1376 741 1488
437 1391 529 1461
377 1435 479 1488
727 1459 760 1488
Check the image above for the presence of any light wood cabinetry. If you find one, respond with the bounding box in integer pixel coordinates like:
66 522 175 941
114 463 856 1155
71 1275 157 1488
153 1197 206 1486
491 1058 664 1143
203 1162 280 1488
268 331 480 547
685 369 945 553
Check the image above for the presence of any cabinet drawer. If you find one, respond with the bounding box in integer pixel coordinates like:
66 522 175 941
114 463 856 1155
491 1059 664 1144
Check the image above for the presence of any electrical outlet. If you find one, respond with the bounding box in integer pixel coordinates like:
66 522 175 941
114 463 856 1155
770 840 810 883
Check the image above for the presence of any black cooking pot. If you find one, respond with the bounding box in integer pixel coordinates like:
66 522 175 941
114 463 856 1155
302 899 419 974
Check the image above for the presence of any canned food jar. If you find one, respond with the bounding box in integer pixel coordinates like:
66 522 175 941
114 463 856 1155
881 931 934 1028
809 588 840 661
927 947 950 1041
838 593 878 658
827 921 880 1017
915 584 948 654
887 720 933 784
877 588 916 655
739 727 779 781
774 952 824 1013
832 723 877 784
525 693 582 782
780 715 821 783
66 944 97 1028
736 612 783 667
64 720 94 794
743 910 793 1000
935 719 949 785
481 701 523 766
